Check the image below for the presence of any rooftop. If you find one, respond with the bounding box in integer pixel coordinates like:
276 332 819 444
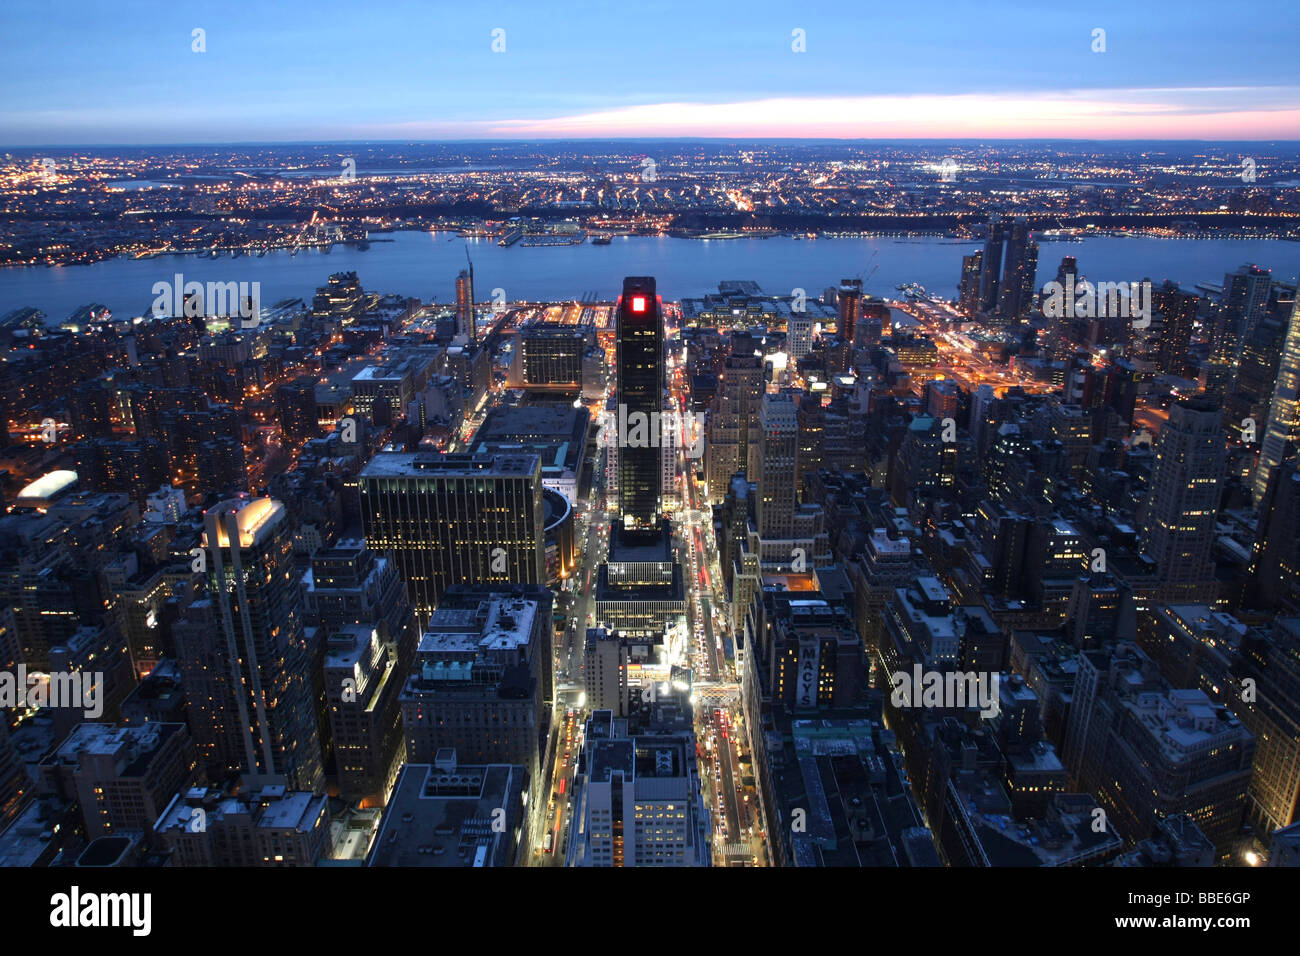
368 761 522 867
360 451 541 479
43 722 182 778
16 469 78 501
202 497 284 549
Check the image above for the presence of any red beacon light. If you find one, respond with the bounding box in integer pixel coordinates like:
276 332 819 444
630 295 647 313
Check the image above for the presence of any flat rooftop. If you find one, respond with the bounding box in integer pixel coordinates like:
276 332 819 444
368 762 521 867
353 364 408 383
608 522 674 563
417 597 539 656
361 451 540 479
43 722 182 778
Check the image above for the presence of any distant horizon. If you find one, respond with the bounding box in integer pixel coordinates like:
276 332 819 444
6 136 1300 152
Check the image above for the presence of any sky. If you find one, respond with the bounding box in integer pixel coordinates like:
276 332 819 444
1 0 1298 145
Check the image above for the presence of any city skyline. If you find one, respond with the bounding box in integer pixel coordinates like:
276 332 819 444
3 1 1300 917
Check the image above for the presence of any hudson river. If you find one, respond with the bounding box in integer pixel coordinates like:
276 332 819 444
3 232 1298 323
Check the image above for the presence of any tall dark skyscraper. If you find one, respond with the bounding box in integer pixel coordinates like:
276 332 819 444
958 251 983 316
1224 264 1272 352
1140 397 1226 599
1153 280 1199 377
1015 237 1039 319
998 217 1033 319
838 278 863 365
704 341 763 503
1256 294 1300 502
456 262 476 343
1207 264 1271 397
598 276 685 644
757 391 799 540
979 216 1005 313
1252 444 1300 612
187 497 325 793
615 276 664 529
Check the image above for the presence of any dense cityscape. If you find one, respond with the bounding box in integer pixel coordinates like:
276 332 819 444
3 0 1299 939
1 198 1299 874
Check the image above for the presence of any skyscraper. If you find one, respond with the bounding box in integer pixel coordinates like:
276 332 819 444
1016 238 1039 319
323 624 406 804
968 383 996 455
599 277 684 639
704 339 763 503
1152 281 1199 378
1231 313 1286 430
958 250 983 316
191 497 324 792
839 278 862 357
1232 618 1300 833
757 391 799 540
891 414 957 508
795 391 826 490
615 276 664 529
997 217 1033 319
1140 397 1226 597
836 278 862 327
1106 358 1139 427
511 323 588 391
456 264 476 343
302 538 418 673
1255 294 1300 502
979 217 1005 314
1252 445 1300 612
359 452 545 628
1208 265 1271 396
1224 264 1272 353
1066 643 1253 860
787 302 814 358
400 589 553 807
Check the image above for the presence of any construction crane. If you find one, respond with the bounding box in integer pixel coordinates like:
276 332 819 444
856 246 880 295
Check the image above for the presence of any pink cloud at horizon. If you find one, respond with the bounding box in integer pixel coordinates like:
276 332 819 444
466 90 1300 140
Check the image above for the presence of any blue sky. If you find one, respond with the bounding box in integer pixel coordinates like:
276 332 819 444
2 0 1298 144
